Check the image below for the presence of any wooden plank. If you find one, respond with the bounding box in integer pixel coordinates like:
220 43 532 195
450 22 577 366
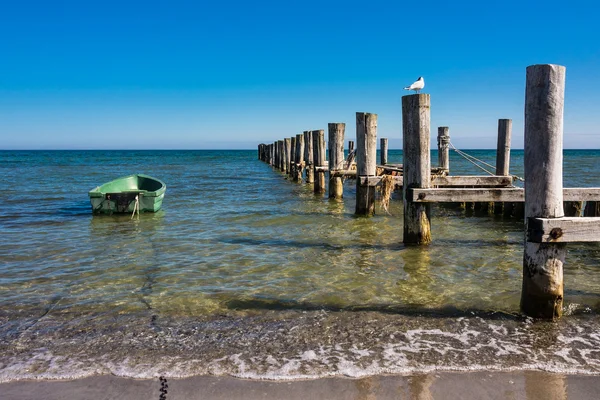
432 175 513 187
410 187 524 202
359 176 402 186
331 169 357 177
528 217 600 243
410 187 600 203
357 175 511 188
564 188 600 201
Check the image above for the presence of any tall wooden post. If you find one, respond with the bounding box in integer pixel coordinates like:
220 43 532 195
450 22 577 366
437 127 450 173
290 136 296 178
403 94 431 245
328 123 345 199
313 129 326 194
494 120 512 214
348 140 355 154
278 140 284 171
522 64 566 319
270 143 275 166
496 119 512 176
295 133 304 182
355 112 377 215
380 138 388 165
495 119 512 214
304 131 314 184
284 138 291 174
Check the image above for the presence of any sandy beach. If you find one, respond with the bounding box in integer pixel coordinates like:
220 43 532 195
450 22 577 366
2 371 600 400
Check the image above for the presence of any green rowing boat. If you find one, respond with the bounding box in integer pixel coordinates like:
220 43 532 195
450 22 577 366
88 174 166 214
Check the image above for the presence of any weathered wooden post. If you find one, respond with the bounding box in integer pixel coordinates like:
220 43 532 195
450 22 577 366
380 138 388 165
403 94 431 244
348 140 355 154
278 140 284 171
496 119 512 176
313 129 326 194
328 123 345 199
304 131 314 184
496 119 512 214
294 133 304 182
284 138 291 175
521 64 567 319
290 136 296 178
437 127 450 173
355 112 377 215
270 143 275 166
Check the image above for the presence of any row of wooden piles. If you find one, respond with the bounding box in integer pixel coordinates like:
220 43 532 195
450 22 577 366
257 64 600 320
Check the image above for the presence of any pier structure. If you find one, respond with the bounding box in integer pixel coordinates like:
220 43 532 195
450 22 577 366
256 63 600 319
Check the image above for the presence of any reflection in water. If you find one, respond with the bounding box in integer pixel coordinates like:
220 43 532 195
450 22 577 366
355 377 378 400
525 372 566 400
397 248 433 308
408 374 435 400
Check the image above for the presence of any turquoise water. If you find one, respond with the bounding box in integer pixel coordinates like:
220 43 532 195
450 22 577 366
1 149 600 381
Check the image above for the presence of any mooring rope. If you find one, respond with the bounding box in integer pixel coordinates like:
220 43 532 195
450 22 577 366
449 142 524 182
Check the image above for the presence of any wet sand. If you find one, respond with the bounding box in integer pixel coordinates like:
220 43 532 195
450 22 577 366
2 371 600 400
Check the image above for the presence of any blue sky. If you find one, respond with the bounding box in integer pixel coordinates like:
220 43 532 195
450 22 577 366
0 0 598 149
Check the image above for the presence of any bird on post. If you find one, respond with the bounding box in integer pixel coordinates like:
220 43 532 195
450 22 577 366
404 77 425 93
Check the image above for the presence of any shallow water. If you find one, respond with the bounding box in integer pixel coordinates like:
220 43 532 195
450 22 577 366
1 149 600 381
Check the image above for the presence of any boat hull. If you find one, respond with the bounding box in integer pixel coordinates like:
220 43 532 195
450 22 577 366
88 174 166 214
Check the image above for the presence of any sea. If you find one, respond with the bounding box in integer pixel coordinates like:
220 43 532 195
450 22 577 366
1 149 600 382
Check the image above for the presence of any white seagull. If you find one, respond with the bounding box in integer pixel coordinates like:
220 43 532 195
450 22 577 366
404 77 425 93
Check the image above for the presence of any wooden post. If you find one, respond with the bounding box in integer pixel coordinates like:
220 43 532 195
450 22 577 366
278 140 284 171
380 138 388 165
403 94 431 244
348 140 355 154
313 129 326 194
304 131 314 184
290 136 296 178
495 119 512 214
496 119 512 176
355 112 377 215
270 143 275 166
522 64 566 319
437 127 450 173
328 123 345 199
284 138 291 175
295 133 304 182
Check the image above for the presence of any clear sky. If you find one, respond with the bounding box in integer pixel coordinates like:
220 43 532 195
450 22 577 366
0 0 598 149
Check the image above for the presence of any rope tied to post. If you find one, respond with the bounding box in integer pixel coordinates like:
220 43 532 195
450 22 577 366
449 141 524 182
